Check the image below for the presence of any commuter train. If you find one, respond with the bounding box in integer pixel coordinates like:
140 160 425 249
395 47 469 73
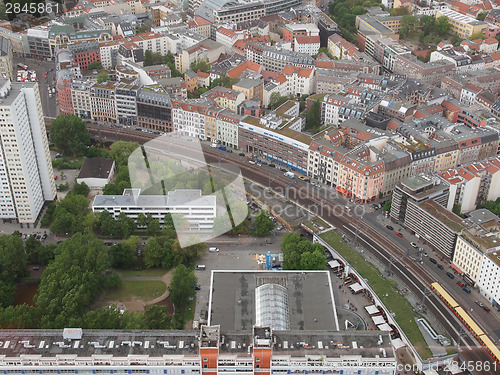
431 282 500 365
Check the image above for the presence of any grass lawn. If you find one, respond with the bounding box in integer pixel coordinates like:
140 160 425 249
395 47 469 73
105 280 166 302
119 269 167 277
320 230 433 360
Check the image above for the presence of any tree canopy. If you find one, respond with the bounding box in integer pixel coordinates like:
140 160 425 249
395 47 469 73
253 210 275 237
97 73 110 83
190 57 210 73
88 60 103 70
268 92 288 110
110 141 140 166
168 265 197 309
281 233 327 270
305 100 321 131
35 233 112 328
49 115 90 156
50 192 90 234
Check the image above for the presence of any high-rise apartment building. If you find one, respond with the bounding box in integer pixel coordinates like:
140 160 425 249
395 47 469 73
0 80 56 225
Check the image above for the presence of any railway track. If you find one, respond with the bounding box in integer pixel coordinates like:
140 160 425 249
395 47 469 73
83 124 495 368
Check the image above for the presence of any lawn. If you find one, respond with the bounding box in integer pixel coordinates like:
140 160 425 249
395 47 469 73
105 280 166 302
119 269 167 277
320 230 433 360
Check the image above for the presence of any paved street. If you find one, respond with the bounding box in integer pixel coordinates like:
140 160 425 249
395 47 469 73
13 55 58 118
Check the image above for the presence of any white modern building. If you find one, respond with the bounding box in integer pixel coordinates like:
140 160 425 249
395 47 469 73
92 188 216 230
476 252 500 306
294 36 320 56
0 79 56 225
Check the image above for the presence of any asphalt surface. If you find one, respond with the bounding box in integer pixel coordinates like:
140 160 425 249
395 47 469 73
14 55 58 118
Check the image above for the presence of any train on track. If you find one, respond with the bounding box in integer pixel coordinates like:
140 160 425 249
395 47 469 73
431 282 500 366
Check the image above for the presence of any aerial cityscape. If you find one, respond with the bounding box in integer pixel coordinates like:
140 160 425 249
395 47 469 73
1 0 500 374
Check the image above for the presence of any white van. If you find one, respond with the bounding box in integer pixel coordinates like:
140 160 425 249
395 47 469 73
195 265 206 270
208 247 219 253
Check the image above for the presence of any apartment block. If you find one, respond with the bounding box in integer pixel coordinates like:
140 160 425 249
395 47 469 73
436 9 488 39
391 175 466 260
0 80 56 225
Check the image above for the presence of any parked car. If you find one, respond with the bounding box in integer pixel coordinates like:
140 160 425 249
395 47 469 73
239 152 245 157
210 143 217 148
298 176 307 181
437 264 444 270
277 225 284 231
410 242 418 248
386 225 393 230
463 286 471 294
208 247 219 253
446 272 455 279
475 300 484 307
396 232 403 237
456 281 465 287
429 258 437 264
249 160 256 165
269 164 276 168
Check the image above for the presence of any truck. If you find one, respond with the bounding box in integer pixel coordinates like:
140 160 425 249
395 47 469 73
218 145 226 151
284 171 295 179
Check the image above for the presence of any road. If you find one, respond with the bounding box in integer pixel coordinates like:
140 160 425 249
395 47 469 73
50 122 500 369
14 55 58 118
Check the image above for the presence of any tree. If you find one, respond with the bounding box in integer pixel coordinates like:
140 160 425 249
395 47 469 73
0 235 27 306
382 200 392 212
399 15 419 38
88 60 103 70
110 141 140 166
144 50 154 67
420 15 435 35
451 33 463 46
253 210 274 237
49 115 90 156
98 210 119 236
35 233 111 328
97 73 110 83
352 5 366 16
105 271 122 288
190 57 210 73
168 265 197 308
164 51 182 77
268 92 288 110
435 16 451 36
73 182 90 197
281 233 326 270
146 218 161 236
300 249 327 270
144 305 172 329
305 100 321 130
137 23 152 33
117 212 136 237
477 12 488 21
144 236 177 269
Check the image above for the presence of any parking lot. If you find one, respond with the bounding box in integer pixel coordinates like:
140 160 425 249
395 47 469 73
193 240 283 325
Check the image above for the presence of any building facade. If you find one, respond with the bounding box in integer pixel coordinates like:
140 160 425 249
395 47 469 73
0 80 56 225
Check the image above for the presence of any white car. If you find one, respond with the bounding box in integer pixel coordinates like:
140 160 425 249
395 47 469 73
410 242 418 248
210 143 217 148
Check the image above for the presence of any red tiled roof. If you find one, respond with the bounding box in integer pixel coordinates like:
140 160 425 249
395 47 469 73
197 70 210 78
295 35 320 44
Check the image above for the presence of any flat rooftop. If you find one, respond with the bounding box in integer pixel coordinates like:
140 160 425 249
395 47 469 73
419 200 466 233
0 330 199 358
209 271 338 332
